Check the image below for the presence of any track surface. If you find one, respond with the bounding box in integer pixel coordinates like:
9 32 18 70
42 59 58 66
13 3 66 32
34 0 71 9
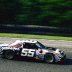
0 37 72 72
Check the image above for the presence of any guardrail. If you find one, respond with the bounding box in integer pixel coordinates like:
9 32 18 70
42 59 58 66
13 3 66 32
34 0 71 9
0 24 72 36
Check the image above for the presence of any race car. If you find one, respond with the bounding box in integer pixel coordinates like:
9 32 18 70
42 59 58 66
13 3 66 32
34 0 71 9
0 40 66 63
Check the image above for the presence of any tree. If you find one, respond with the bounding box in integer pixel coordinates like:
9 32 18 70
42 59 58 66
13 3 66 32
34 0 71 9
16 0 42 25
0 0 20 24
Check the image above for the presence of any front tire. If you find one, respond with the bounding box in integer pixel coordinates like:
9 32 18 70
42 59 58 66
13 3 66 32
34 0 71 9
4 50 15 60
44 53 55 63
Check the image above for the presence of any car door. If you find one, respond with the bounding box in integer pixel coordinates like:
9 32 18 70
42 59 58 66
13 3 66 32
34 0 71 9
21 43 38 58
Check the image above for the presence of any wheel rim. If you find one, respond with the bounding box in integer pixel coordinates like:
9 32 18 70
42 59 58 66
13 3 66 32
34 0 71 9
46 55 54 63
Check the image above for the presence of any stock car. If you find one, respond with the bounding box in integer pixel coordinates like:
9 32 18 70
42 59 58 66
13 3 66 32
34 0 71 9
0 40 66 63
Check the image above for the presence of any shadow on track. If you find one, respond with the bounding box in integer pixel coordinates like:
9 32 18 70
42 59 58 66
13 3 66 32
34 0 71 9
55 58 72 65
13 57 72 65
1 55 72 65
64 58 72 65
14 56 45 63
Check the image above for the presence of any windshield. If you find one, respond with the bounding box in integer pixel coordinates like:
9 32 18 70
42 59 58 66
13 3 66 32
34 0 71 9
36 42 46 49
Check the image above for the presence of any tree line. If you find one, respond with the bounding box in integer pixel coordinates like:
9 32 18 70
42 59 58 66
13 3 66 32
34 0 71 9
0 0 72 28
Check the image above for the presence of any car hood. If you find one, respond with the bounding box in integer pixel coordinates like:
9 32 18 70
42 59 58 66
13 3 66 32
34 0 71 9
46 47 57 51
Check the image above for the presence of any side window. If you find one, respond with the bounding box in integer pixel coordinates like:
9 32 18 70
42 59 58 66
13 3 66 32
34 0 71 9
23 43 38 49
23 43 30 48
30 43 38 49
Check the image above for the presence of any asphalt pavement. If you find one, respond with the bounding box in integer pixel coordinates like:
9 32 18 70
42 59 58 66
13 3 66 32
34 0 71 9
0 37 72 72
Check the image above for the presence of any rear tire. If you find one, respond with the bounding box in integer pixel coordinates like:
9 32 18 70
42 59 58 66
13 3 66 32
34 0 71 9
44 53 55 63
4 50 14 60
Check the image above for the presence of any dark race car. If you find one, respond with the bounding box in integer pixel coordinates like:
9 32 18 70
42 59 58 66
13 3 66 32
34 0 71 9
0 40 66 63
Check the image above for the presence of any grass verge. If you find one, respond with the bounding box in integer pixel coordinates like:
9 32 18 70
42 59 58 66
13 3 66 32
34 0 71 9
0 33 72 40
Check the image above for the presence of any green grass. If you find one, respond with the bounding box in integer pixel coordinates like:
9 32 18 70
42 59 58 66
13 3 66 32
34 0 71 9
0 33 72 40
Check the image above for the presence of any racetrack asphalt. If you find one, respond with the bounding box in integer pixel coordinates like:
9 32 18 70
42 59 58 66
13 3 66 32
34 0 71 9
0 37 72 72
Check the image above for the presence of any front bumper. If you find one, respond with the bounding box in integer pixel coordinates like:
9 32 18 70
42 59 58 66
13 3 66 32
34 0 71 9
59 55 66 63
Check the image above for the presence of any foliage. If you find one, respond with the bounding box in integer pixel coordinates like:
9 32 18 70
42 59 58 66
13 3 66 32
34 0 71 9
0 0 72 27
0 0 20 23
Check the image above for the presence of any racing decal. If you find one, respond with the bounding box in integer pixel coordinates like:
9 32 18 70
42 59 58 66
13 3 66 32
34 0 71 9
21 49 35 57
1 47 19 50
54 55 61 61
35 50 45 60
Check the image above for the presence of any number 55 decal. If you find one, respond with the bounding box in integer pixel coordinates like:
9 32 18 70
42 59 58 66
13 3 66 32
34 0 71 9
21 49 35 57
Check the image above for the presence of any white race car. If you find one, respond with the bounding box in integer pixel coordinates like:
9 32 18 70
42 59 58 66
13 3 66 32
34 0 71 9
0 40 66 63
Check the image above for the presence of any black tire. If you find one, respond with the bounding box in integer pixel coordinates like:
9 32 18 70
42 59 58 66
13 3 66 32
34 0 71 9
4 50 15 60
44 53 55 63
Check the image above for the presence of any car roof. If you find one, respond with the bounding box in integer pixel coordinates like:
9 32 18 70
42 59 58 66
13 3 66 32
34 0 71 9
22 40 37 43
